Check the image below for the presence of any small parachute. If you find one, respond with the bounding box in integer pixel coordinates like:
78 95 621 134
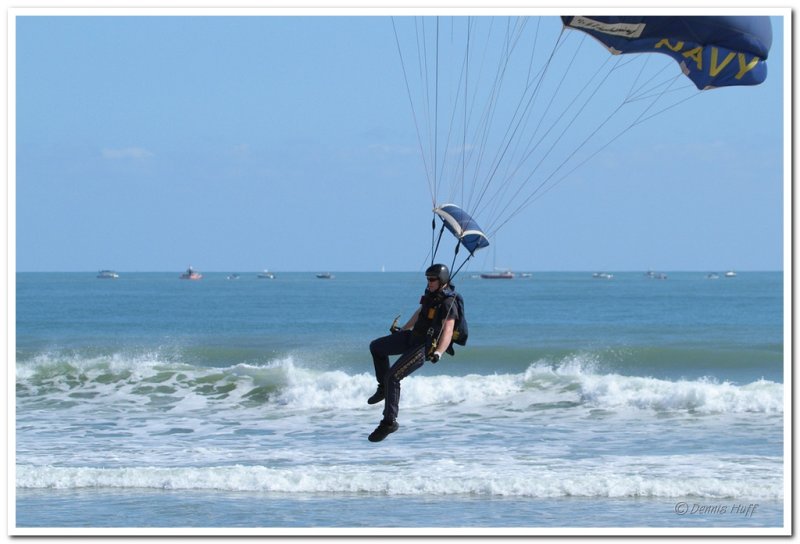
427 204 489 279
433 204 490 256
561 16 772 89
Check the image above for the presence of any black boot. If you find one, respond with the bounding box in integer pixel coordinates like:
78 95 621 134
367 384 385 405
368 420 399 442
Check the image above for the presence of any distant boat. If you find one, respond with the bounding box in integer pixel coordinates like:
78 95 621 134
520 273 533 278
592 272 613 280
316 272 334 279
257 270 275 279
227 273 240 280
96 270 119 279
481 242 515 279
645 271 667 280
481 269 515 279
179 266 202 280
724 271 737 278
706 273 720 280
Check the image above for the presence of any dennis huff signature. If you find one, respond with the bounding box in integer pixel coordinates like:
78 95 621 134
674 502 759 518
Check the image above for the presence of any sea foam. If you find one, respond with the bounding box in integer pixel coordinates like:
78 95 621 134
16 455 783 499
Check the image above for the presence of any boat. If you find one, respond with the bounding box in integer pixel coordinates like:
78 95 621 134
96 270 119 279
706 273 720 280
592 272 613 279
257 270 275 279
724 271 737 278
227 273 240 280
316 272 334 279
520 273 533 278
481 245 515 279
645 271 667 280
481 269 515 279
179 266 202 280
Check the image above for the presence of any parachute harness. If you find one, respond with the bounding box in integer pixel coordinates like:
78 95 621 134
428 294 459 359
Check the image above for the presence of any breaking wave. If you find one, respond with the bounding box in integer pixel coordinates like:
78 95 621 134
16 455 782 499
16 351 784 415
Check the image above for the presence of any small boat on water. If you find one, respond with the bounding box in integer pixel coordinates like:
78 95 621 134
179 266 202 280
645 270 667 280
706 273 720 280
316 272 334 279
520 273 533 278
481 269 515 279
227 273 240 280
592 272 613 280
481 245 514 279
257 270 275 279
724 271 737 278
97 270 119 279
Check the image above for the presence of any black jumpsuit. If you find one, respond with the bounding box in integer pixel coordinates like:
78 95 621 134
369 288 459 423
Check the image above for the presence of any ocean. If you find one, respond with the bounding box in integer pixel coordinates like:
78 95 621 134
13 271 787 534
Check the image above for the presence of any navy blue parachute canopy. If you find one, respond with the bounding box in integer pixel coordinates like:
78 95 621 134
433 204 490 256
561 16 772 89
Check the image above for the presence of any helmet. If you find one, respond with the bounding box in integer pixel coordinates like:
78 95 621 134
425 263 450 284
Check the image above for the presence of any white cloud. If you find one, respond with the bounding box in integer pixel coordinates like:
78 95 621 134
102 147 154 159
367 143 415 155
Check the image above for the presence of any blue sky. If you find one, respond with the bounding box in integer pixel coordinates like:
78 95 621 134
13 12 787 272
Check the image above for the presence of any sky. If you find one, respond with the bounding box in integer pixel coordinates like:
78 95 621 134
11 9 788 272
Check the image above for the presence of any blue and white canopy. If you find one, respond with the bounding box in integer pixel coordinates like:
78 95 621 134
561 16 771 90
433 204 490 256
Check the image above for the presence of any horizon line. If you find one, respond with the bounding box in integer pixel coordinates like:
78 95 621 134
14 269 782 274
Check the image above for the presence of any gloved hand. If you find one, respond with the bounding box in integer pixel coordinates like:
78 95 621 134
429 351 441 363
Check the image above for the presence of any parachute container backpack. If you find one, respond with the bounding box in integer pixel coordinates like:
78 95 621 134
451 291 468 346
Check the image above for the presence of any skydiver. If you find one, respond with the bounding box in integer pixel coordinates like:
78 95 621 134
366 263 461 442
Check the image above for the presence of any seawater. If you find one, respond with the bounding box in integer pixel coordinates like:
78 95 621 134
14 272 786 531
